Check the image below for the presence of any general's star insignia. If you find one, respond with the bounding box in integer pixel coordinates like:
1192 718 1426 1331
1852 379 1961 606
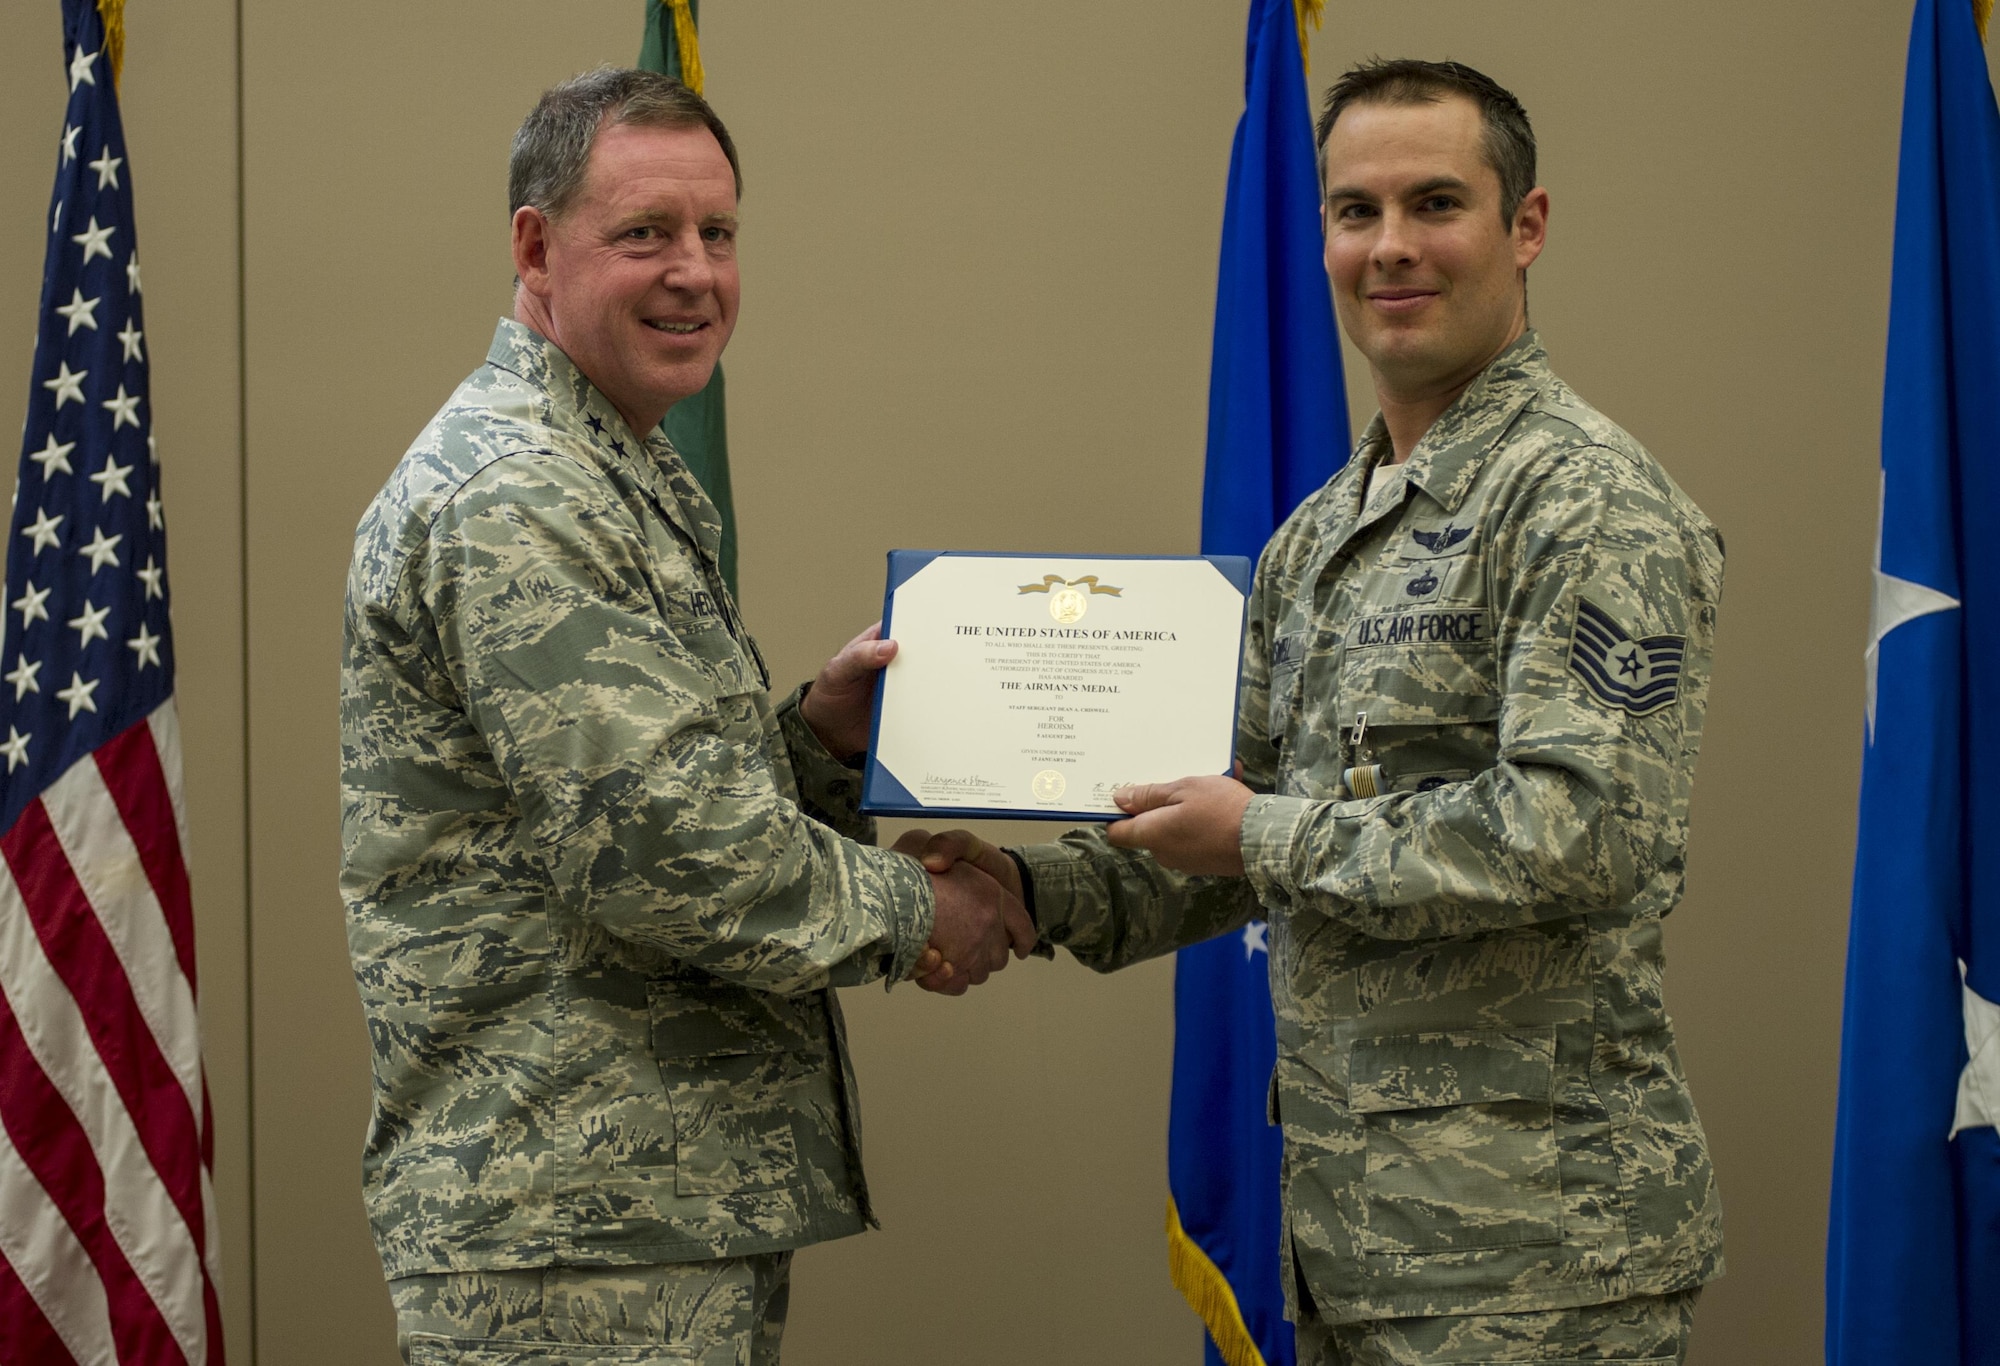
1953 960 2000 1140
1867 477 1959 742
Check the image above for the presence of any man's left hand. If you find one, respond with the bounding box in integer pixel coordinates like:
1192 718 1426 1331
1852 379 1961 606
1105 774 1254 876
800 622 896 761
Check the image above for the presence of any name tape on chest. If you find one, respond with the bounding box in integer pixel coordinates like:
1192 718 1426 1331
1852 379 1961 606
1568 599 1684 717
1350 609 1489 650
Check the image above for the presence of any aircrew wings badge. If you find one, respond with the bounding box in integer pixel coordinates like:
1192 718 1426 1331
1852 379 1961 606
1568 599 1685 717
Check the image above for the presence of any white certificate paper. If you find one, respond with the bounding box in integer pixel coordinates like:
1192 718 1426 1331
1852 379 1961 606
861 552 1251 820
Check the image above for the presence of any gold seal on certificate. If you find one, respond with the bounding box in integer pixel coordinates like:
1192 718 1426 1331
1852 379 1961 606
861 551 1252 820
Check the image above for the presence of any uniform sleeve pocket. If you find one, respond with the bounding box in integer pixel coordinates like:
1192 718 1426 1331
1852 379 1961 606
649 981 813 1196
1349 1028 1562 1254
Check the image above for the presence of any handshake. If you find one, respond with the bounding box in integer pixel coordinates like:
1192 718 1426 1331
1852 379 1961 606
804 620 1258 993
892 829 1037 995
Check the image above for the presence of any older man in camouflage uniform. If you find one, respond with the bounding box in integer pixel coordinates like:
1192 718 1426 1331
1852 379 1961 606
341 70 1029 1364
914 60 1723 1363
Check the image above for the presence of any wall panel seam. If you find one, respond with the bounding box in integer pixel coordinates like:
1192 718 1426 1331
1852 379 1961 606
232 0 258 1358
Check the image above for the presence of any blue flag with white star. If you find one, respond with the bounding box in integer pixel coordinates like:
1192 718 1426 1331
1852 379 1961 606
1165 2 1347 1363
1826 1 2000 1361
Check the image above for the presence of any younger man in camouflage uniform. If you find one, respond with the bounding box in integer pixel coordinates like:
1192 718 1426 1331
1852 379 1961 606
913 60 1724 1363
341 70 1030 1364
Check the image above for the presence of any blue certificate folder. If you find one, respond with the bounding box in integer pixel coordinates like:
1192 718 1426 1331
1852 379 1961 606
860 550 1254 821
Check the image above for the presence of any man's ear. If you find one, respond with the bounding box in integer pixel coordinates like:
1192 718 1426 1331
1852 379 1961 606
512 206 554 298
1512 186 1550 272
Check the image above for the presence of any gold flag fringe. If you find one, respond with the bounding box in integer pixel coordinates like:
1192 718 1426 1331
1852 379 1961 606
1977 0 1992 42
669 0 705 95
1295 0 1324 76
1166 1197 1271 1366
97 0 126 88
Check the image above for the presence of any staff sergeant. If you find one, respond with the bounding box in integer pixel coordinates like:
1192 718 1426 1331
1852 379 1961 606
341 68 1030 1364
915 59 1724 1364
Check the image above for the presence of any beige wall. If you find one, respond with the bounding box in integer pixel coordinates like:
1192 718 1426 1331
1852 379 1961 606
5 2 1991 1361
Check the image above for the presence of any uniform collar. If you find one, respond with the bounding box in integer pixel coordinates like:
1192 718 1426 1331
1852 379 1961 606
1304 331 1550 557
482 318 724 563
1397 330 1552 515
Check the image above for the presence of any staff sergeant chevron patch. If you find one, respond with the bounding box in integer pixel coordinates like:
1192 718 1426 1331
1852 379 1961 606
1569 599 1685 716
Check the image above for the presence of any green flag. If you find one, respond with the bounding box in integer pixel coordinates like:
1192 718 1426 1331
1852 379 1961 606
639 0 738 595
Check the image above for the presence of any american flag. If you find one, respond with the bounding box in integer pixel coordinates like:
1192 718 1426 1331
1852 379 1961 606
0 2 224 1362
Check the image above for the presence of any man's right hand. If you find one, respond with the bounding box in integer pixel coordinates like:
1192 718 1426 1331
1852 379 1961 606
908 828 1023 901
892 829 1035 995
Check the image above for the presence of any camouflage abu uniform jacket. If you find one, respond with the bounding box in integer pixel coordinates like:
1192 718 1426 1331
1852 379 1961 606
1018 333 1724 1322
341 320 934 1279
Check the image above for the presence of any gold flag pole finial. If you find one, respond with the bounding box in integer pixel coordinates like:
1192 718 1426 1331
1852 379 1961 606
669 0 705 95
1295 0 1324 76
96 0 126 88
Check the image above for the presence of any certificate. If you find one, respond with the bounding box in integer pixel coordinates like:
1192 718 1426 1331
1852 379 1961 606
861 551 1252 820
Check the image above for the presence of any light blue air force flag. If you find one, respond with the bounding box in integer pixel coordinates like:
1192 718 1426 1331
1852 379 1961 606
1826 1 2000 1361
1166 1 1348 1363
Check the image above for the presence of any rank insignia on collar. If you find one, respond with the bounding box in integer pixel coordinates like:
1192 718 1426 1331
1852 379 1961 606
1410 524 1472 555
1569 599 1685 717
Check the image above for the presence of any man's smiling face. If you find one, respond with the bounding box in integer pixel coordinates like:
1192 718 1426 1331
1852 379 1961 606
1321 95 1545 401
515 120 739 436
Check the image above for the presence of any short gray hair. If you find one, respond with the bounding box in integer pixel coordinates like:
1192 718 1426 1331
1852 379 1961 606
508 66 741 222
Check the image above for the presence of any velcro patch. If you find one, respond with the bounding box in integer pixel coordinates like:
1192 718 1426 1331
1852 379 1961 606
1568 599 1684 716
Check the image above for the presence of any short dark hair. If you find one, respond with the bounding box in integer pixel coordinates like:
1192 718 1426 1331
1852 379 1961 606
509 66 741 222
1315 59 1536 226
